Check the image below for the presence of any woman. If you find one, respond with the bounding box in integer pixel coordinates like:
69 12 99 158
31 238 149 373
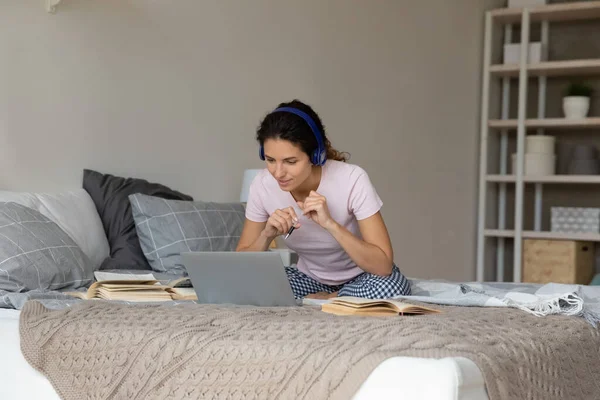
236 100 411 300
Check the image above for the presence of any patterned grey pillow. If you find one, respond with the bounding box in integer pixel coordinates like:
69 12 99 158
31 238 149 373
0 202 95 293
129 193 246 274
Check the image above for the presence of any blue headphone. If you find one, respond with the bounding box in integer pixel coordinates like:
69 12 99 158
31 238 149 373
259 106 327 166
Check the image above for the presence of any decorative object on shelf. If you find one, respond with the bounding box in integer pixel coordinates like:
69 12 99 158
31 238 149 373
557 142 600 175
551 207 600 234
507 0 546 8
572 143 598 160
563 81 594 119
523 239 594 285
568 144 600 174
526 135 554 154
556 141 572 174
511 135 556 175
503 42 544 64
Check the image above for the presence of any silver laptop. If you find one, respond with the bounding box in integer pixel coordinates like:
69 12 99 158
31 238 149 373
181 251 299 307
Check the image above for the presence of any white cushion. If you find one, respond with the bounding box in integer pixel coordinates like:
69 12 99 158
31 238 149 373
0 189 109 269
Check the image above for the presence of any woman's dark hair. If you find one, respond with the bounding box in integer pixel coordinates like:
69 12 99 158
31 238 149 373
256 99 349 162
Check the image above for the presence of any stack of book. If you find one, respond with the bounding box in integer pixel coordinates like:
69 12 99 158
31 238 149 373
68 272 197 302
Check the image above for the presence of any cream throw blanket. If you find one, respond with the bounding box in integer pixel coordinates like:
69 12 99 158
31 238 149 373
19 300 600 400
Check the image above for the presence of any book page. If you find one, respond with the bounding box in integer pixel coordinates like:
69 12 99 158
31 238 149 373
334 296 388 304
99 284 165 290
168 287 197 300
331 296 440 314
302 298 333 307
94 271 156 282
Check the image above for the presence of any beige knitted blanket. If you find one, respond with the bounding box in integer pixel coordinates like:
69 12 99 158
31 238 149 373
19 300 600 400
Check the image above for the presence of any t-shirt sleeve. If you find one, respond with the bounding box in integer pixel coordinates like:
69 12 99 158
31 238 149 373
349 170 383 220
244 175 269 222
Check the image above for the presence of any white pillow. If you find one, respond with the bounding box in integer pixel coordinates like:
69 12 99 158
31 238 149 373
0 189 109 269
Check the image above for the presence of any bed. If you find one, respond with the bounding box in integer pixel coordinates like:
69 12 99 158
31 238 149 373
0 175 599 400
6 290 600 400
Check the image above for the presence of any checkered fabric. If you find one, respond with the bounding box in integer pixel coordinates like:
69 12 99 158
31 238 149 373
285 267 341 297
0 202 94 298
129 193 246 274
285 264 411 299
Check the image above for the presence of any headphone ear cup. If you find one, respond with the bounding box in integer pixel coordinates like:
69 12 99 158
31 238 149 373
312 150 326 166
259 146 265 160
311 150 320 166
319 150 327 165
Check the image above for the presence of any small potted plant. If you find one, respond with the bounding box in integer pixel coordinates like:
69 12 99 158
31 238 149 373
563 81 593 119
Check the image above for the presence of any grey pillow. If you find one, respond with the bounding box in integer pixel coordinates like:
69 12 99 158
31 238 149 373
82 169 194 271
129 193 246 274
0 202 95 293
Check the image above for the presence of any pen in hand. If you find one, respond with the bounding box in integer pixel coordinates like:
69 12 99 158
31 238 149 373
284 225 295 239
284 207 299 240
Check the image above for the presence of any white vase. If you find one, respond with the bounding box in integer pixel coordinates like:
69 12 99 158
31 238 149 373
563 96 590 119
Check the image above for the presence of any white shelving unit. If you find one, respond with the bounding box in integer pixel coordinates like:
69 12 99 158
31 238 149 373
476 1 600 282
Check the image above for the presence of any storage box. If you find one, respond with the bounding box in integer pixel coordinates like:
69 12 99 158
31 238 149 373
507 0 546 8
503 42 544 64
526 135 555 154
511 153 556 175
551 207 600 233
523 239 594 284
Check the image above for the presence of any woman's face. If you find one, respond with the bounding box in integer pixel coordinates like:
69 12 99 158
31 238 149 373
263 138 312 192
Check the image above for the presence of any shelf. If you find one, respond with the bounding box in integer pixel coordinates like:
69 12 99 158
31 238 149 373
477 1 600 282
490 59 600 78
486 175 600 183
525 231 600 241
484 229 515 238
490 1 600 24
487 175 517 182
489 117 600 130
485 229 600 242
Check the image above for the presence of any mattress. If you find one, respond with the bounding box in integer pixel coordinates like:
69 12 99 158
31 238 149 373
0 308 489 400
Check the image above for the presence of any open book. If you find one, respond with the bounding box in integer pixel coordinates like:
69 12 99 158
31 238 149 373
321 296 441 317
67 272 197 302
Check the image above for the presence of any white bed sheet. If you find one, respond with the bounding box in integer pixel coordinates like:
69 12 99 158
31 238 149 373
0 309 489 400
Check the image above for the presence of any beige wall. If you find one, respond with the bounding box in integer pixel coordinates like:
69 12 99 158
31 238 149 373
0 0 504 281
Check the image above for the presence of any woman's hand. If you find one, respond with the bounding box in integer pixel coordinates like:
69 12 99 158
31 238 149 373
261 207 300 239
297 191 336 230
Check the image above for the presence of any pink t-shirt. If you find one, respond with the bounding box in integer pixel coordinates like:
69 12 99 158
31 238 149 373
245 160 383 285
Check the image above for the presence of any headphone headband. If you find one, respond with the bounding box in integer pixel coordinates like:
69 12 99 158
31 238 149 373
259 106 326 166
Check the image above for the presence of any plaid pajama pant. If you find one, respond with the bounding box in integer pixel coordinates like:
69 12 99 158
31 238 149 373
285 264 411 299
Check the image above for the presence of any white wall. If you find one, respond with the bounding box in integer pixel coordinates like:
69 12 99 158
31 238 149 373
0 0 504 281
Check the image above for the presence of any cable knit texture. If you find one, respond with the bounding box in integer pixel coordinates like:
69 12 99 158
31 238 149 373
19 300 600 400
